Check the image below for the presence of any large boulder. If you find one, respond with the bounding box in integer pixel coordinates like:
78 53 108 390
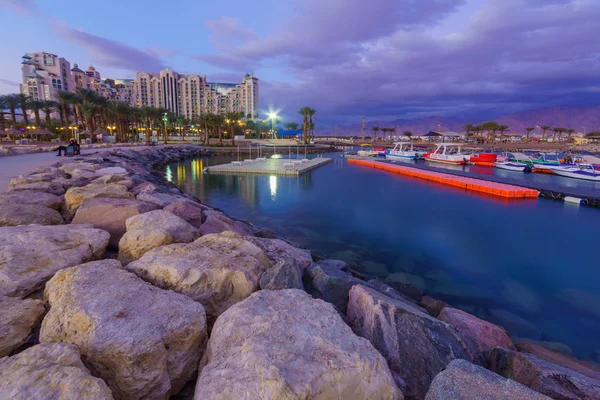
419 295 450 317
0 224 110 297
8 181 65 196
164 201 205 229
425 359 550 400
0 190 64 210
136 190 187 208
438 308 515 353
96 166 128 175
40 260 207 400
347 284 481 399
194 289 402 400
0 203 64 226
515 340 600 380
118 210 200 264
125 232 271 318
244 236 312 270
199 210 254 236
65 183 133 212
486 347 600 400
0 343 113 400
303 259 363 314
259 258 304 290
72 197 158 248
0 296 45 357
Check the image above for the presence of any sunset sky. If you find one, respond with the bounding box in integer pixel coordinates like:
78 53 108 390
1 0 599 124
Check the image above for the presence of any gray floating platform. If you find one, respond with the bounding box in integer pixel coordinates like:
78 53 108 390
206 157 332 176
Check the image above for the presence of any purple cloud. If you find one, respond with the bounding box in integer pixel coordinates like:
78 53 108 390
53 23 165 72
239 0 600 124
0 0 40 16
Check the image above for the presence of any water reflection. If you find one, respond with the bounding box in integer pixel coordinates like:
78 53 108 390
269 176 277 200
165 165 173 182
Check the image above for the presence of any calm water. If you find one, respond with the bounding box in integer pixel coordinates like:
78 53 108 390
166 153 600 361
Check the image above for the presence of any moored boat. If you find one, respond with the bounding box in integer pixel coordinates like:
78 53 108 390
357 145 386 157
386 142 425 160
553 164 600 181
423 143 471 165
494 153 532 172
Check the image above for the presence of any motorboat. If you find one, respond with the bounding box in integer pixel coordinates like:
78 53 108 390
467 148 498 164
531 152 561 169
386 142 425 160
423 143 471 165
357 145 386 157
553 163 600 181
494 153 532 172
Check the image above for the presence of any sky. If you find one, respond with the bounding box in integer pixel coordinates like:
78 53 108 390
0 0 599 125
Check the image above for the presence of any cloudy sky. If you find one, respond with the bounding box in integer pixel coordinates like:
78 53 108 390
0 0 599 124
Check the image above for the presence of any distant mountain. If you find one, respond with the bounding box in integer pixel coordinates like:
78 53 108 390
319 105 600 136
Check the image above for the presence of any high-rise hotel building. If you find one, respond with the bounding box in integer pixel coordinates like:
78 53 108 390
133 68 259 120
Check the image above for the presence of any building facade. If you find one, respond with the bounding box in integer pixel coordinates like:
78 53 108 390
133 68 258 119
20 52 132 104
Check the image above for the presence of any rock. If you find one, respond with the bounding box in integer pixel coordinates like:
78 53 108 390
164 201 205 229
383 278 424 302
425 359 550 400
367 278 427 311
8 181 65 196
92 174 135 189
244 235 312 270
69 169 101 180
0 203 64 226
0 343 113 400
199 210 254 236
303 259 363 314
72 197 159 248
54 176 92 190
0 190 64 210
486 347 600 400
137 190 186 207
131 181 156 195
97 166 128 175
60 162 100 174
0 224 110 297
40 260 207 400
438 308 515 353
194 289 402 400
65 183 133 212
118 210 200 264
514 338 574 357
0 296 45 357
386 272 427 292
347 284 481 399
125 232 271 318
259 258 303 290
9 173 60 185
419 295 450 317
515 340 600 380
487 309 542 339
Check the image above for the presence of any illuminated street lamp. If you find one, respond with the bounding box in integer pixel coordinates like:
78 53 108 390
267 112 278 139
162 113 169 144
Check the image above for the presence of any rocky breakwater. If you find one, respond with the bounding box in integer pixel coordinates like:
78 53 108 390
1 145 599 400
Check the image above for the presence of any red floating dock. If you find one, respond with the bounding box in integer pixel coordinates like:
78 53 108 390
348 158 539 199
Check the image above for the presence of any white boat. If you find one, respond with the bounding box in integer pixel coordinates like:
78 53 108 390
494 161 531 172
423 143 471 165
553 164 600 181
386 142 425 160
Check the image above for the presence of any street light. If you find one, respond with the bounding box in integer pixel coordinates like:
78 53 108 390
162 113 168 144
268 112 278 139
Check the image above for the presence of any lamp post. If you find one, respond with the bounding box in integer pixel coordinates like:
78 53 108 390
162 113 168 144
268 112 278 140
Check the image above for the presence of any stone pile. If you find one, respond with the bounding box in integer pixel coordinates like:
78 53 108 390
0 145 598 400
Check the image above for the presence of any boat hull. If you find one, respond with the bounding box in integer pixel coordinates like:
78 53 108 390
424 154 467 165
554 169 600 181
470 153 498 163
494 162 529 172
386 151 419 160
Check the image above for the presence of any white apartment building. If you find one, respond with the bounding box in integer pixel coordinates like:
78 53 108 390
20 52 132 104
20 52 73 101
133 68 258 119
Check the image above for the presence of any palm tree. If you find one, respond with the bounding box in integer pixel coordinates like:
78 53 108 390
498 125 510 137
17 94 30 126
0 95 6 132
298 107 311 144
41 100 57 128
567 128 576 141
213 113 225 145
464 124 474 137
371 126 380 141
284 122 299 130
29 100 44 128
403 131 413 140
56 91 74 129
3 94 21 125
552 127 562 142
541 126 550 142
389 127 396 140
525 127 534 142
307 108 316 141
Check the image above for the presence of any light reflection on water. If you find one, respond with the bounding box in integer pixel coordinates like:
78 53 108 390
166 153 600 362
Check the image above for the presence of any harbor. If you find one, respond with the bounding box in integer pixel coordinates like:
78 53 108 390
205 156 332 176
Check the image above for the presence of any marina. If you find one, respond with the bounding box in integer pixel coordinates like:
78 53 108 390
205 156 332 176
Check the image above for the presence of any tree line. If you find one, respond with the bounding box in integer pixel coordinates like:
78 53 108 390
1 90 318 145
464 122 583 142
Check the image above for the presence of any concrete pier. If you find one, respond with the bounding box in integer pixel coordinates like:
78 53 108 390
206 157 332 176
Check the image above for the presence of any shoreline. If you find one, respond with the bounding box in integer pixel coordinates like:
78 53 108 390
1 144 598 399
